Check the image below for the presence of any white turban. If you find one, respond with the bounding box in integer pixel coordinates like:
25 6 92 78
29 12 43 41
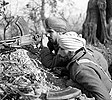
57 32 86 52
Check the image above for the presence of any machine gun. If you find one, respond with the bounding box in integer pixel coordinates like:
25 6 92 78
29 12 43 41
0 34 38 54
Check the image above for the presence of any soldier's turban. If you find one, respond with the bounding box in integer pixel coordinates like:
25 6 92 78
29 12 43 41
58 32 86 52
45 16 68 32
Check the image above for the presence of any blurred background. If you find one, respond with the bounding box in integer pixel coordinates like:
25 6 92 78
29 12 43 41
3 0 89 33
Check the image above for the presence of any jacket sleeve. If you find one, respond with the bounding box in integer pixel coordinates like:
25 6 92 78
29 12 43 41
74 66 111 100
40 47 69 69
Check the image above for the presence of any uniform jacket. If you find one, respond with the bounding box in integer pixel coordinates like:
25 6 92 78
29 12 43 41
40 47 70 69
40 47 112 100
68 49 112 100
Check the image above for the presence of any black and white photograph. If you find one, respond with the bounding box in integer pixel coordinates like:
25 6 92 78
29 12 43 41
0 0 112 100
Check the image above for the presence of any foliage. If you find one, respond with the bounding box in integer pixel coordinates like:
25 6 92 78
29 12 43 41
0 49 62 100
0 0 15 40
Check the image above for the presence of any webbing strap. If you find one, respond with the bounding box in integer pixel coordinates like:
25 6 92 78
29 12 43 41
78 59 112 82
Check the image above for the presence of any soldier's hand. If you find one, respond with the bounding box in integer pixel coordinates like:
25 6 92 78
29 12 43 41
41 35 48 48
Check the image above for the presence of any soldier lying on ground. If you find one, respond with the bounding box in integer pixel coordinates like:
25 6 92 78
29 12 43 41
40 30 112 100
41 16 111 78
20 16 112 99
38 16 112 100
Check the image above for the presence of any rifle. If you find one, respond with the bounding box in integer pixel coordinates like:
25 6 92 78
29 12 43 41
0 34 37 54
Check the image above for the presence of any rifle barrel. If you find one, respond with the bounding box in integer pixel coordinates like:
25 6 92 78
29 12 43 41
0 39 16 44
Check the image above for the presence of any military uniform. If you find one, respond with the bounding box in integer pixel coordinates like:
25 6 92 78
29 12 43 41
40 46 112 100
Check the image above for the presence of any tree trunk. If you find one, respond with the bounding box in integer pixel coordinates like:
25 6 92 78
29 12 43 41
106 0 112 23
40 0 45 25
40 0 46 48
106 0 112 36
82 0 112 45
82 0 99 45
